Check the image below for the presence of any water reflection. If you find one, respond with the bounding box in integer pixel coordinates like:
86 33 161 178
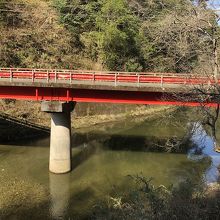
49 173 71 219
190 122 220 183
0 111 218 219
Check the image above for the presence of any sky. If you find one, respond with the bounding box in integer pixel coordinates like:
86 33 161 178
208 0 220 23
208 0 220 11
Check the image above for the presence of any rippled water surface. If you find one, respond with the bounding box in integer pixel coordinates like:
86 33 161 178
0 109 219 219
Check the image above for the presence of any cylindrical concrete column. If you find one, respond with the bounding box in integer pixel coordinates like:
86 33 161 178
50 111 71 173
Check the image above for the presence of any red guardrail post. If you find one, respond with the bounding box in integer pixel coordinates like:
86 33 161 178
10 69 13 82
138 74 140 87
115 73 117 86
161 75 163 88
55 70 57 83
184 75 186 85
32 70 34 82
47 70 49 83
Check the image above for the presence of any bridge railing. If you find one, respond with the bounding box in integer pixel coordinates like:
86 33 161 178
0 68 216 86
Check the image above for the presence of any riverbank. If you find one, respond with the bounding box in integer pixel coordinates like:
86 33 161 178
73 105 175 129
0 100 176 142
92 175 220 220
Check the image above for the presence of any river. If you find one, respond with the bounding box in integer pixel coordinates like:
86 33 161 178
0 108 219 219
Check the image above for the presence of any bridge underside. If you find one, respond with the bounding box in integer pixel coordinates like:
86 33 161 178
0 86 217 107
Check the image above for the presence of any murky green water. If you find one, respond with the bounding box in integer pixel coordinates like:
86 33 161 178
0 109 218 219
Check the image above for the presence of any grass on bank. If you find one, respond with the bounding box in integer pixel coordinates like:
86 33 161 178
92 174 220 220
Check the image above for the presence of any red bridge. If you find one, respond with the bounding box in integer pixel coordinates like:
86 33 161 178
0 68 218 107
1 67 219 174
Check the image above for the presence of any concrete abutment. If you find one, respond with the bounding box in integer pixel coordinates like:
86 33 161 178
41 101 75 174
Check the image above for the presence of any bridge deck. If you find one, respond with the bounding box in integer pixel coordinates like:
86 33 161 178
0 68 217 107
0 68 215 93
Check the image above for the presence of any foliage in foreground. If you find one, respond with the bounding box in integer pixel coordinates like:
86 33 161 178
92 175 220 220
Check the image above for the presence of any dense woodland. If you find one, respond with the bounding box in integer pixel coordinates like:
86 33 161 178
0 0 219 73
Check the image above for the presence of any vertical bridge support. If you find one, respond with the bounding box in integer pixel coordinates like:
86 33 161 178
41 101 75 174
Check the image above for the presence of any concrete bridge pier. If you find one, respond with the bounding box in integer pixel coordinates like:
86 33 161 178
41 101 75 174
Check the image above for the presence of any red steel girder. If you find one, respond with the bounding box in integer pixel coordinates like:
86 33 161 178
0 86 218 107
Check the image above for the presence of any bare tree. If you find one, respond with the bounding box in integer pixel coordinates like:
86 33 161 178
144 1 220 151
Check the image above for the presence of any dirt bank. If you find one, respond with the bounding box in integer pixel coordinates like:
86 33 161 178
0 100 176 142
73 105 174 129
0 100 175 129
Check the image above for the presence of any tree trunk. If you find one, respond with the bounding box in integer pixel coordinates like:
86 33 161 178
212 105 220 152
213 38 219 82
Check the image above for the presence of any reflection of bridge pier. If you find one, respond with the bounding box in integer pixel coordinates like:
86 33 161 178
42 101 75 174
49 173 71 218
